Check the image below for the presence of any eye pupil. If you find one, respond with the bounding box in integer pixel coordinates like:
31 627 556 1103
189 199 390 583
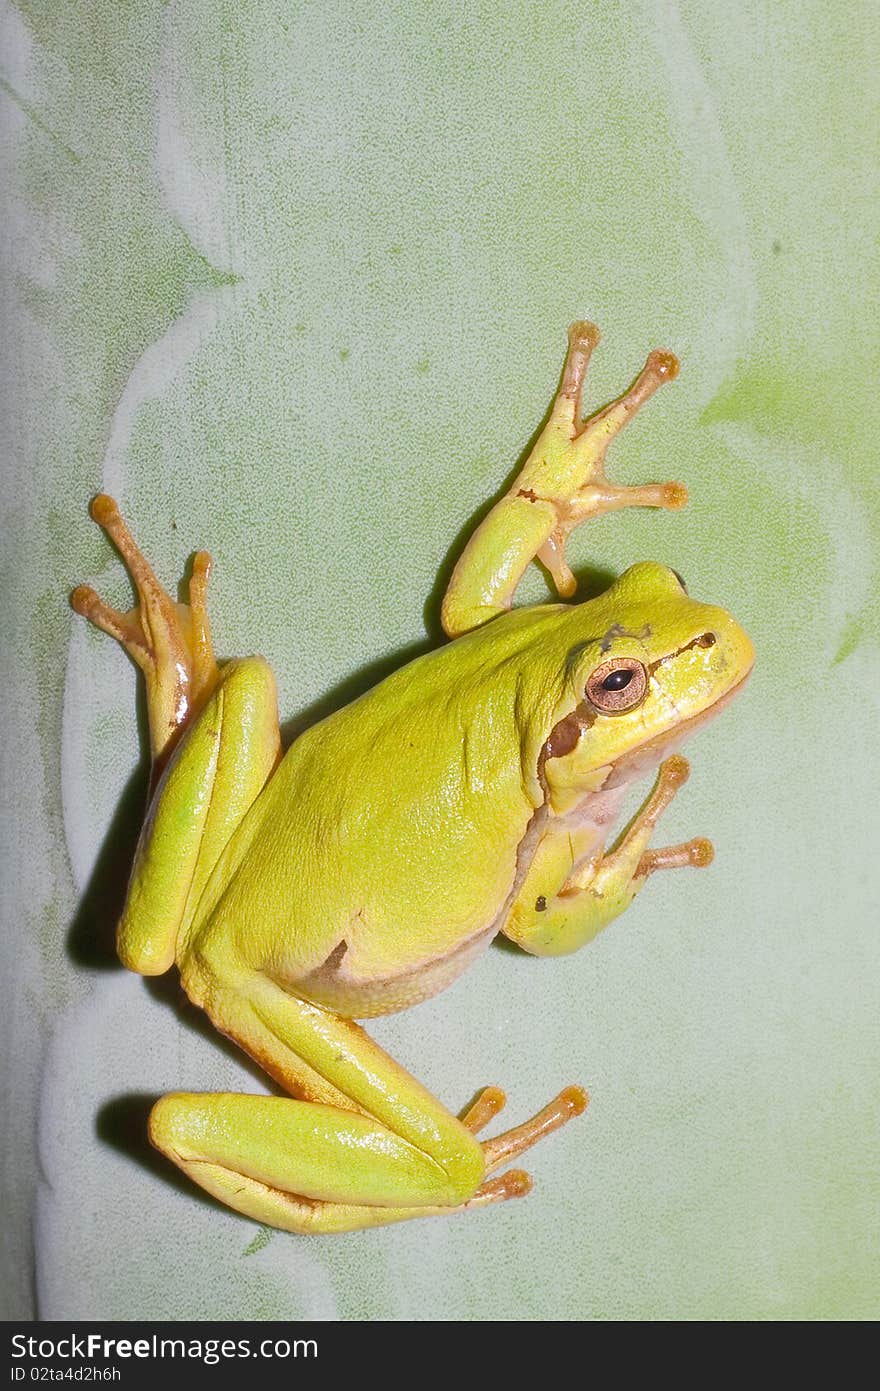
586 657 648 713
602 668 633 692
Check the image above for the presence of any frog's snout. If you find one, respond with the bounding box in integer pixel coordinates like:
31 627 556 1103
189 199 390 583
705 606 756 691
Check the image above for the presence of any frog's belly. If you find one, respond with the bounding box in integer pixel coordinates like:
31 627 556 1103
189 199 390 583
271 787 618 1018
284 919 499 1019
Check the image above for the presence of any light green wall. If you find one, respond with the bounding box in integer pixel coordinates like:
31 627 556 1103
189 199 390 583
2 0 877 1319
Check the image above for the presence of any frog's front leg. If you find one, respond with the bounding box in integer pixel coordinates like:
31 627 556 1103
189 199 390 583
441 322 686 637
149 976 587 1233
503 756 713 956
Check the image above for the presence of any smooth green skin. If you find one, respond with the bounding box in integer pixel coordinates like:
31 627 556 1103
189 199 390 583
97 331 754 1234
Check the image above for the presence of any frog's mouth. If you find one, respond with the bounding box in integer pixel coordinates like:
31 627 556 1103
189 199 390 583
601 664 753 788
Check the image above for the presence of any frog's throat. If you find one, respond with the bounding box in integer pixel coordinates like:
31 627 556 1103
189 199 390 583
538 662 752 800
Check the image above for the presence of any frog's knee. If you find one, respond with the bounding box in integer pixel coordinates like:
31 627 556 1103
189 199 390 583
217 656 277 716
219 653 272 687
149 1092 199 1158
211 657 279 758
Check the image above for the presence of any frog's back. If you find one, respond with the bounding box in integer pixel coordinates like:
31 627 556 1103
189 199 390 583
197 606 572 1015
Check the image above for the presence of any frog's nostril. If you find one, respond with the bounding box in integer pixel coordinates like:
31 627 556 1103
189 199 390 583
672 569 688 592
696 632 717 648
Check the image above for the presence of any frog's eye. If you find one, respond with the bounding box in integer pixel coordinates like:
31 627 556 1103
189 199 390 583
585 657 648 713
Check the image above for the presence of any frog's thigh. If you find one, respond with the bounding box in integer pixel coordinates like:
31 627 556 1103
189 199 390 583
118 657 280 975
150 1092 508 1234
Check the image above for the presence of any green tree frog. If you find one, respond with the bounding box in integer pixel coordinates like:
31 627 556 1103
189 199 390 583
71 322 753 1234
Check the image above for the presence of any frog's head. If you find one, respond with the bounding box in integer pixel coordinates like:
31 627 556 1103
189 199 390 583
540 562 754 808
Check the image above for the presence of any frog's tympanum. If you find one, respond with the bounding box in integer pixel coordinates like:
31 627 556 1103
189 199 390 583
72 323 753 1233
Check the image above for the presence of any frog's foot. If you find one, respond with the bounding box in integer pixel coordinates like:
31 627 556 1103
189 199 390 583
479 1085 589 1175
72 494 219 769
573 753 713 910
623 754 714 881
442 322 687 634
533 323 687 597
460 1085 507 1133
461 1082 588 1174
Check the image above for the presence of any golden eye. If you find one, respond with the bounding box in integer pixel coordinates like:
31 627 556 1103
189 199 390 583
585 657 648 713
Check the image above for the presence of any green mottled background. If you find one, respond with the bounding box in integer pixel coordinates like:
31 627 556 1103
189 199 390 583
2 1 878 1320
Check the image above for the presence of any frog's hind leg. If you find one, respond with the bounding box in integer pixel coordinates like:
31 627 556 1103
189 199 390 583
72 494 219 770
116 656 281 976
149 977 587 1232
150 1092 532 1234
